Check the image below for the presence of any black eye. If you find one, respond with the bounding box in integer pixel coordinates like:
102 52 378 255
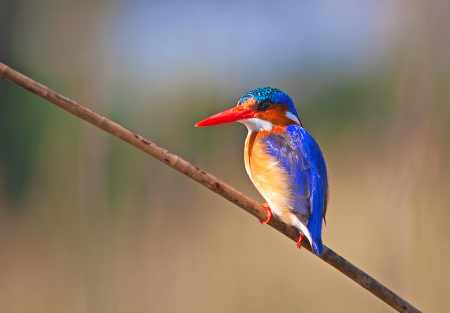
257 100 272 111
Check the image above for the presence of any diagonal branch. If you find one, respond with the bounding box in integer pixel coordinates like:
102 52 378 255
0 62 421 313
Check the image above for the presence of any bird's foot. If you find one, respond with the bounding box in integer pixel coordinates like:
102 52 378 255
259 203 272 225
296 234 305 249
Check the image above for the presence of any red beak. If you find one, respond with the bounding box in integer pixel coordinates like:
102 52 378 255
195 106 257 127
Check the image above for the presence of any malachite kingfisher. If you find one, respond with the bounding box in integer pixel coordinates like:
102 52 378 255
196 87 328 255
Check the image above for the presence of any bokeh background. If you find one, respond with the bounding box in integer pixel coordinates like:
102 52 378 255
1 0 449 312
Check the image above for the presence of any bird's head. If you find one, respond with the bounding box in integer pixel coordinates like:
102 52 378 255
195 87 302 131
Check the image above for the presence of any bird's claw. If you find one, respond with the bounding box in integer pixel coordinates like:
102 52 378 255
259 203 272 225
296 234 305 249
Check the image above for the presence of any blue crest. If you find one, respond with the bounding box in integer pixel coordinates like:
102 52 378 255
238 87 299 117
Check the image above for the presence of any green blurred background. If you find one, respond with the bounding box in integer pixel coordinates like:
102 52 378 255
1 0 449 312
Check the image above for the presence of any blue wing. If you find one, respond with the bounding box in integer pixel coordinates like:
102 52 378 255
263 125 328 255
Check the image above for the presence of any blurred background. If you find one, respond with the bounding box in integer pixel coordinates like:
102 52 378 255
0 0 449 312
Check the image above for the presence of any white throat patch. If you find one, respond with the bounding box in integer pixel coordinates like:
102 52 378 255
239 118 273 132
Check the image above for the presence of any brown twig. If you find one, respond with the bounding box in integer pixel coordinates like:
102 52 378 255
0 61 421 313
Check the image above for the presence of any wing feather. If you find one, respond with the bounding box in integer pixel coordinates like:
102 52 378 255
263 125 328 252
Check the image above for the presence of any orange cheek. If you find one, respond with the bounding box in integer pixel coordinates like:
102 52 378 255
240 102 298 127
255 106 295 127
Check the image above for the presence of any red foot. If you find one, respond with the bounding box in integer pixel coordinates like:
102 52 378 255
296 234 305 249
259 203 272 225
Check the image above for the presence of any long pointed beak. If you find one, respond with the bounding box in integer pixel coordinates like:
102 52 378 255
195 106 257 127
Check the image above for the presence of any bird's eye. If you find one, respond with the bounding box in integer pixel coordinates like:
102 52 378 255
257 100 272 111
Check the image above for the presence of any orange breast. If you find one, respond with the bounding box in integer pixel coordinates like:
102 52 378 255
244 131 297 225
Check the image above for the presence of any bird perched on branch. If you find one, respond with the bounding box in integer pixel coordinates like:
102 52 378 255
196 87 328 255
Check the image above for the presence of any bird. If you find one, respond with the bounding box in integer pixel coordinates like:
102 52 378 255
195 87 328 255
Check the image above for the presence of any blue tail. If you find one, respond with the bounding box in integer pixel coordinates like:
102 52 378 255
308 175 325 256
311 237 323 255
